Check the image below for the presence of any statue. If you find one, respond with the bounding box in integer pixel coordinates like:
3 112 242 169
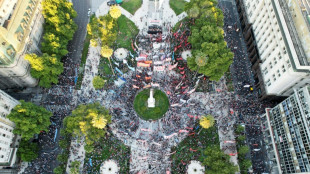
148 88 155 108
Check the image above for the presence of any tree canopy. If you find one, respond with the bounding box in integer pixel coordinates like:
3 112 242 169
203 145 238 174
199 115 215 129
185 0 233 81
92 76 105 89
41 0 77 58
17 139 39 162
25 53 64 88
87 14 117 47
109 5 122 19
7 100 52 140
63 103 111 151
70 161 80 174
100 45 114 58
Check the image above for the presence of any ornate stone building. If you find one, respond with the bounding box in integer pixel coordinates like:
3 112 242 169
0 0 44 89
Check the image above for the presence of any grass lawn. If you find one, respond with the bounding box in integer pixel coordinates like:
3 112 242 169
84 136 130 173
171 125 220 173
169 0 187 15
120 0 142 15
134 89 169 120
172 17 188 32
98 57 115 88
116 15 139 51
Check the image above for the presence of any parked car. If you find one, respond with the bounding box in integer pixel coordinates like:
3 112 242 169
107 0 116 6
87 8 91 17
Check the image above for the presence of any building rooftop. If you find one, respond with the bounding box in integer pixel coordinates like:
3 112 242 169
282 0 310 65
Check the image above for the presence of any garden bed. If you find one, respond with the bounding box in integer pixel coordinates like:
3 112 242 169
134 89 169 120
84 136 130 173
120 0 142 15
115 15 139 51
169 0 187 15
171 124 219 173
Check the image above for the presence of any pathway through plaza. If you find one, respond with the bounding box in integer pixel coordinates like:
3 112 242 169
65 1 240 173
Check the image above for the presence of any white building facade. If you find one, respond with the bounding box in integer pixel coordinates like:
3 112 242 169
261 86 310 173
236 0 310 100
0 0 44 89
0 90 19 168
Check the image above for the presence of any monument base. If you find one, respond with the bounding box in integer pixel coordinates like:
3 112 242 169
148 98 155 108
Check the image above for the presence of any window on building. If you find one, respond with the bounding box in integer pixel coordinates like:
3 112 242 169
263 67 268 74
274 58 277 64
286 60 291 68
267 79 271 86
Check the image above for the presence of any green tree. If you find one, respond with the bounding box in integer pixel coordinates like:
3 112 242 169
7 100 52 140
84 144 94 153
63 103 112 148
59 139 69 149
240 159 252 172
237 135 246 143
70 161 80 174
199 114 215 129
25 53 64 88
17 139 38 162
236 125 245 135
92 76 106 89
57 153 69 163
41 0 77 58
87 14 117 47
238 145 250 156
185 0 233 81
203 146 238 174
54 165 66 174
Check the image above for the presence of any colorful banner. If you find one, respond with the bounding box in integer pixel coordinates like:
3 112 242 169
164 133 177 139
154 66 165 71
168 62 178 70
139 54 148 58
171 103 180 107
115 67 123 75
187 88 196 94
136 57 146 61
127 64 135 71
154 61 164 65
165 58 172 62
151 83 160 87
141 128 152 132
179 129 189 133
133 85 139 89
137 62 151 67
143 84 151 89
144 60 152 64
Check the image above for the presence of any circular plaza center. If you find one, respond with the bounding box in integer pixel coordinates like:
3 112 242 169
133 89 169 120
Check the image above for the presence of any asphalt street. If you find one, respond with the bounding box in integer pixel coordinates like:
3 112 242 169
67 0 91 63
218 0 270 173
22 0 90 173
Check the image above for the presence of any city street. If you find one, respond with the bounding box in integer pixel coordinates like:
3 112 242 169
20 0 90 173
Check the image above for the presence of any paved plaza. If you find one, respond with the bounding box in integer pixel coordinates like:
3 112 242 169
65 1 240 173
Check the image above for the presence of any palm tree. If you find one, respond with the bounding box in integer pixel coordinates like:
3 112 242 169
193 51 208 78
